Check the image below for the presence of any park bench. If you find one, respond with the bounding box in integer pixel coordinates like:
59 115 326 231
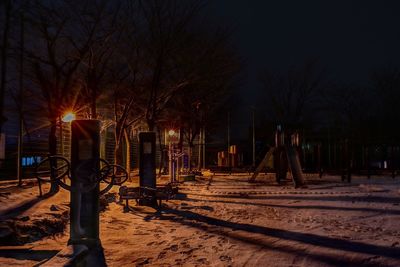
119 183 178 209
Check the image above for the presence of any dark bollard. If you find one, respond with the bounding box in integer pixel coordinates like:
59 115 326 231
69 120 101 248
139 132 157 206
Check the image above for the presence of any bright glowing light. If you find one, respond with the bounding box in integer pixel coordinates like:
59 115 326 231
168 129 176 136
62 112 76 122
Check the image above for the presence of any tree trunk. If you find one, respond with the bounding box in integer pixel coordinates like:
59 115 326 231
48 120 59 194
114 141 123 166
90 76 97 119
123 128 130 178
91 97 97 119
158 128 164 177
189 142 194 171
147 119 155 132
114 119 124 165
197 128 202 170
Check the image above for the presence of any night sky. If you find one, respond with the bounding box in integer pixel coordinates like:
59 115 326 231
208 0 400 108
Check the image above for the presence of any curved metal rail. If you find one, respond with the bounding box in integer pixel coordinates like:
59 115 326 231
34 155 128 196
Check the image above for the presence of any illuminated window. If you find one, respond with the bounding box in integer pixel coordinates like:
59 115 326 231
21 156 42 167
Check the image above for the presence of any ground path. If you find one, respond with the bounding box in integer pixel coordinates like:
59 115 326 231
1 174 400 266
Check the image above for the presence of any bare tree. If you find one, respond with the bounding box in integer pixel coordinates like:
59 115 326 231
135 0 205 131
165 27 241 169
25 0 106 193
370 66 400 142
107 0 208 170
75 1 125 119
259 60 325 132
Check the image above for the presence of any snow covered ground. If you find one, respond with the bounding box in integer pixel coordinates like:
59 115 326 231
1 173 400 266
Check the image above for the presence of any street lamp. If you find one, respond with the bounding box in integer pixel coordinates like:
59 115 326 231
168 129 178 182
168 129 176 137
60 111 75 157
62 111 76 123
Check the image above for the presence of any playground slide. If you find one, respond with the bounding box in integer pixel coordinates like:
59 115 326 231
249 147 275 182
285 145 306 188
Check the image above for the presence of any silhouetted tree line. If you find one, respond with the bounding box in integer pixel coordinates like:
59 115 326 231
4 1 397 179
259 61 400 175
0 0 240 183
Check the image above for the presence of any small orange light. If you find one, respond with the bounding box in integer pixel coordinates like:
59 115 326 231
168 129 176 136
62 112 76 122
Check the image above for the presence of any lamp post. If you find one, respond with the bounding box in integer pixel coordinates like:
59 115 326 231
252 107 256 169
202 126 205 170
227 111 230 169
168 129 176 182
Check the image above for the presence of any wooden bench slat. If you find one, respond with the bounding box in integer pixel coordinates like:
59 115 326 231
119 185 178 209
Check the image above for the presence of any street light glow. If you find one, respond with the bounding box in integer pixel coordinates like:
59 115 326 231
62 112 76 122
168 129 176 136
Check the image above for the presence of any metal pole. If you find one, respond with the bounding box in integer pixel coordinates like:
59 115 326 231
176 153 180 182
188 129 192 170
172 152 176 183
169 142 173 182
202 127 205 169
252 107 255 168
228 111 230 168
228 112 230 150
328 128 331 169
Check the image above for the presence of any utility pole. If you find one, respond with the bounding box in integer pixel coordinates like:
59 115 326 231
227 111 230 168
227 112 230 150
202 127 205 169
252 107 255 168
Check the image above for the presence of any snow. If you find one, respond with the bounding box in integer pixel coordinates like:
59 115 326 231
1 174 400 266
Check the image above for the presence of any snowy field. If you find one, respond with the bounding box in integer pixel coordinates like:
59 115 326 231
1 174 400 266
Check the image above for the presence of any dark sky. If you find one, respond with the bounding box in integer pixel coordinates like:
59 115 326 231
207 0 400 106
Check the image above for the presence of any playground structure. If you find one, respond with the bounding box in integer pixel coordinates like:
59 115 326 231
249 126 305 188
35 120 178 250
122 131 178 207
217 145 241 168
35 120 129 248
